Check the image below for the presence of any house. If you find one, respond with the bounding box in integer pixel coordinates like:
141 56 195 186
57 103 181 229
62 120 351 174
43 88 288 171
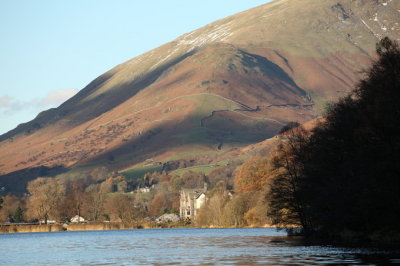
39 219 56 224
130 185 153 194
70 215 86 223
138 186 151 193
179 183 207 221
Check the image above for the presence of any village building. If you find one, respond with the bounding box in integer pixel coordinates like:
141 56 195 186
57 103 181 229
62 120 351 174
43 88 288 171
39 219 56 224
129 185 154 194
179 184 207 221
70 215 86 223
137 185 153 193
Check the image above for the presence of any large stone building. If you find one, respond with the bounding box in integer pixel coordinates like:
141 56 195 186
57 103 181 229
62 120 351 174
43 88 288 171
179 184 207 221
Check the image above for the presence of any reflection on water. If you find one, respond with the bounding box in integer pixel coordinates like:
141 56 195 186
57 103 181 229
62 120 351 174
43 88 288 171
1 228 399 265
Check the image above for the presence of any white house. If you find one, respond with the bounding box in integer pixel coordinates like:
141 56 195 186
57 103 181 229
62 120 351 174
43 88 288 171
70 215 86 223
179 183 207 221
39 219 56 224
138 187 151 193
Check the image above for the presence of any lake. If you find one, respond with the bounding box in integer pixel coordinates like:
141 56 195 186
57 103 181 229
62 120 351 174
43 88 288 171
1 228 399 265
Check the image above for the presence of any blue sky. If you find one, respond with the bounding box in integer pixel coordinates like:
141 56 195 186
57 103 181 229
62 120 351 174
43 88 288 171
0 0 270 135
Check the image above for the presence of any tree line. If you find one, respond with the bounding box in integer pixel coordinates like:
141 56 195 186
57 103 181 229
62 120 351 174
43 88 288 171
0 162 237 225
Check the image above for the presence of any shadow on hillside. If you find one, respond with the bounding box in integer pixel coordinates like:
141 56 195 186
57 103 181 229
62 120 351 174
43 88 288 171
239 50 307 96
87 108 283 171
0 166 68 196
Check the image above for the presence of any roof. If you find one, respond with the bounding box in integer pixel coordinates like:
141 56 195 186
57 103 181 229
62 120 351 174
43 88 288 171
181 188 206 199
181 188 205 193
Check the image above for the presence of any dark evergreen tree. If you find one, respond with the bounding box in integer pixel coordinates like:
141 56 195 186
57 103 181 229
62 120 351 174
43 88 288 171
12 206 24 223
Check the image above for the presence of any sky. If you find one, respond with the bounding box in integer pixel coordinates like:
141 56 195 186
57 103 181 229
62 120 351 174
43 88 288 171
0 0 271 135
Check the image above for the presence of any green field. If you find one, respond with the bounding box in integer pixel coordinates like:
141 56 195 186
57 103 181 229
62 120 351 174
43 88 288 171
171 161 229 176
120 164 163 179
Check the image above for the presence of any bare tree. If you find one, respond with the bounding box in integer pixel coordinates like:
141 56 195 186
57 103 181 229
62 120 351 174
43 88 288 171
25 177 64 224
84 191 106 221
0 195 21 223
104 194 144 223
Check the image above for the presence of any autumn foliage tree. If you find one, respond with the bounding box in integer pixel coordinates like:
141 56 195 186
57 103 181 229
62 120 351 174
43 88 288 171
194 151 278 227
195 185 231 227
234 157 274 192
148 192 168 217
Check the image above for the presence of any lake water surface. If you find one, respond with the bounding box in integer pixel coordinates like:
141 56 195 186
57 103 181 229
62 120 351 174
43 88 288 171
1 228 399 265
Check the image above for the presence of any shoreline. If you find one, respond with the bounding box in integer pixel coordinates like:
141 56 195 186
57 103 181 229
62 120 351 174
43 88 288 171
0 223 281 234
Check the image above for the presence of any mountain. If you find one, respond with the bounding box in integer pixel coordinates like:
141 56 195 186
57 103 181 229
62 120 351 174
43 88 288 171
0 0 399 189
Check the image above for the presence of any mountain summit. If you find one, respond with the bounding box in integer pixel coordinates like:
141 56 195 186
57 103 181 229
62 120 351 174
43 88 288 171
0 0 399 180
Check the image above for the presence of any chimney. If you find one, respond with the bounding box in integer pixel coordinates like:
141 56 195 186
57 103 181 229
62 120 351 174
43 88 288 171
204 182 208 192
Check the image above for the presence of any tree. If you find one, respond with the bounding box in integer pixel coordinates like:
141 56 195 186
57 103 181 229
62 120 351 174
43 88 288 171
195 185 233 227
84 191 105 221
104 194 129 222
181 171 207 189
279 121 301 134
149 192 168 217
267 128 312 231
222 193 248 227
104 194 145 223
64 179 87 220
267 37 400 240
25 177 64 224
244 205 268 226
12 206 24 223
0 195 21 223
208 163 237 189
234 157 274 192
100 175 127 193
